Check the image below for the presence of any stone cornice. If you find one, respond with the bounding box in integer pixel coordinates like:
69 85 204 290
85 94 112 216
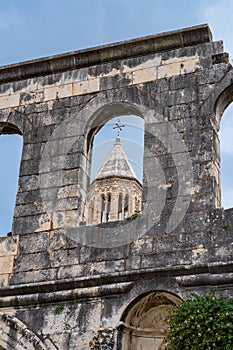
0 24 212 84
0 262 233 308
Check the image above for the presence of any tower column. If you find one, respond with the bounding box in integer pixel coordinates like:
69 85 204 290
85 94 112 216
111 189 118 221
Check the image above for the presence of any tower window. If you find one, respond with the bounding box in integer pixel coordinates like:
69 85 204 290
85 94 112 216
124 194 129 219
100 194 105 223
118 193 123 220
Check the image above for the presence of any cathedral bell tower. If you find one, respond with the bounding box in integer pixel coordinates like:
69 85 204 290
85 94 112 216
88 134 142 225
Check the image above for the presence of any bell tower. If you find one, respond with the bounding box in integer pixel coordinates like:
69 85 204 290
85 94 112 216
88 135 142 225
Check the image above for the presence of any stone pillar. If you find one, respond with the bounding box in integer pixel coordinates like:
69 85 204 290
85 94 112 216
111 189 118 221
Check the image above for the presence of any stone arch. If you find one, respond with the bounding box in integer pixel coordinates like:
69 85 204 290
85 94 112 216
118 291 181 350
83 101 145 224
0 121 24 235
86 101 144 154
214 81 233 128
0 107 32 136
0 122 22 136
211 71 233 208
0 313 56 350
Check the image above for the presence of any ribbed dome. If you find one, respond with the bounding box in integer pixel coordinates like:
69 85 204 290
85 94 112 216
94 137 139 182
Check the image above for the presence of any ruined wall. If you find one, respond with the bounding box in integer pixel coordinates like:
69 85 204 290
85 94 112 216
0 24 233 349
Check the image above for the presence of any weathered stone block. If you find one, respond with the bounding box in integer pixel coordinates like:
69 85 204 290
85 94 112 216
89 259 125 275
0 274 9 286
80 245 130 263
73 78 99 95
132 67 157 84
57 263 87 279
51 248 79 267
10 268 57 284
14 251 50 272
131 237 154 255
18 232 48 254
0 256 14 273
125 255 141 270
168 87 197 106
141 250 192 269
0 236 18 256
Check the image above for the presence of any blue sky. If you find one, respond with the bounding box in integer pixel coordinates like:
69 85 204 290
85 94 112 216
1 0 233 235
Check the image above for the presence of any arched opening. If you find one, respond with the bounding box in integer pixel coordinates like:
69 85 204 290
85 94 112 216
86 113 144 225
118 291 181 350
0 123 23 237
215 84 233 209
219 103 233 208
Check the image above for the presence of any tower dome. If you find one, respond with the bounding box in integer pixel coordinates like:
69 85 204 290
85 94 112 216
94 137 139 181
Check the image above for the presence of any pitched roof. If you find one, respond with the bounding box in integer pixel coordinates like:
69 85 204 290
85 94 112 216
94 137 139 182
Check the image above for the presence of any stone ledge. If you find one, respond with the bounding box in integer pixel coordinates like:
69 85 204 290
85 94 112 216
1 267 233 308
0 24 212 84
177 272 233 287
0 282 133 308
2 261 233 298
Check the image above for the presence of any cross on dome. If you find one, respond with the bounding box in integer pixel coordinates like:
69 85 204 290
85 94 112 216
113 118 125 137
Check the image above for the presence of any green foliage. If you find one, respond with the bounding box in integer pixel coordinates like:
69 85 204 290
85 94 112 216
54 302 65 314
165 290 233 349
126 210 140 220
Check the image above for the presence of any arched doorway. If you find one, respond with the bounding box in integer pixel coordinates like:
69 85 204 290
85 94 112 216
118 291 181 350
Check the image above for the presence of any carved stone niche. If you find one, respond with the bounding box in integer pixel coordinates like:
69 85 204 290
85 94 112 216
118 291 181 350
89 327 116 350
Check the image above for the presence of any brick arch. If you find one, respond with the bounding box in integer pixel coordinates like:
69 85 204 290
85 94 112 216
0 313 56 350
118 291 181 350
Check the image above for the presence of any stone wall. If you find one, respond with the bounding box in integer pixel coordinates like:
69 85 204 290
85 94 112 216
0 24 233 349
0 236 18 286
